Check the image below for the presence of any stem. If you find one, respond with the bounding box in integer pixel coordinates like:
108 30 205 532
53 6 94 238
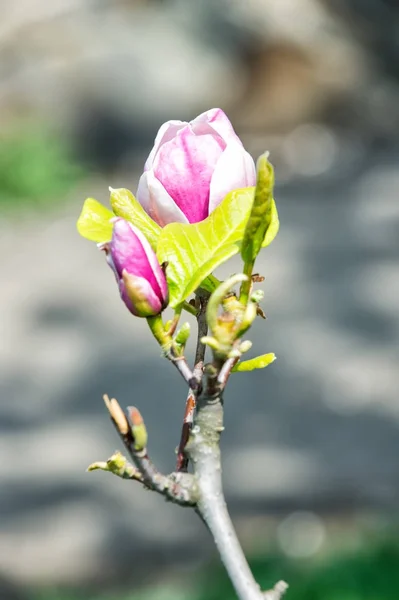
182 300 198 316
239 260 254 305
218 355 240 387
147 315 194 386
192 294 209 386
176 390 196 472
176 292 209 471
103 395 197 506
169 354 196 387
187 394 265 600
167 305 183 336
147 314 171 349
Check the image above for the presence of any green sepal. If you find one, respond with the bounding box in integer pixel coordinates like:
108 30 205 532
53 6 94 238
132 422 148 452
175 322 191 346
127 406 148 452
241 154 277 263
262 199 279 248
232 353 276 372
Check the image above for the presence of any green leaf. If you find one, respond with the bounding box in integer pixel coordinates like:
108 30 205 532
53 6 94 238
77 189 162 248
241 154 276 263
157 185 279 308
110 188 161 249
157 188 256 307
232 353 276 372
77 198 114 242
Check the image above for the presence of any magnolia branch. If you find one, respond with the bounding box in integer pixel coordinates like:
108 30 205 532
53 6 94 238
176 291 209 471
82 110 287 600
217 355 240 387
88 452 145 482
102 394 197 506
167 351 197 388
176 389 196 472
187 370 287 600
92 350 287 599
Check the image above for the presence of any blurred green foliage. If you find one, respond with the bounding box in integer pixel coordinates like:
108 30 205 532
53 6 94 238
0 125 84 210
203 539 399 600
35 536 399 600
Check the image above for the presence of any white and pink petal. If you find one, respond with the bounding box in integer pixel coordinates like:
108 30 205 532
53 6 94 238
136 170 188 227
191 108 241 146
208 143 256 214
153 126 224 223
144 120 187 171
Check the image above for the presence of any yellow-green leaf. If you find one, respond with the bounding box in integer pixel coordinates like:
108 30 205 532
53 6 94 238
157 188 256 307
242 154 276 262
157 185 279 308
77 198 113 242
110 188 161 249
232 353 276 372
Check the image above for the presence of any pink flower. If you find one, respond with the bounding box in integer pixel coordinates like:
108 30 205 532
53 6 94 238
136 108 256 226
100 218 168 317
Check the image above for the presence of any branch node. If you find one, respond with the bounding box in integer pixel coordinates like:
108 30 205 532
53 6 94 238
263 580 289 600
87 451 144 482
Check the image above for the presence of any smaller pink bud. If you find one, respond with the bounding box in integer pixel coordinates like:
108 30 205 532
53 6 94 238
100 218 168 317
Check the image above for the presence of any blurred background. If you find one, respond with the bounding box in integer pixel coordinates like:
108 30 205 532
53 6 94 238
1 0 399 599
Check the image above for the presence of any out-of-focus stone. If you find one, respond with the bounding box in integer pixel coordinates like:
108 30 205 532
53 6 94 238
226 0 368 131
0 2 245 146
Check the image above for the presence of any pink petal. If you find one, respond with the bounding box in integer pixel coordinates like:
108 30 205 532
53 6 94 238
154 125 224 223
191 108 241 146
128 223 168 303
208 142 256 214
144 120 187 170
111 219 164 301
136 170 189 227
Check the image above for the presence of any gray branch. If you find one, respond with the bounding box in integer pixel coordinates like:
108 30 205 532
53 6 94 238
167 351 197 388
176 291 209 471
98 289 288 599
103 395 198 506
186 389 287 600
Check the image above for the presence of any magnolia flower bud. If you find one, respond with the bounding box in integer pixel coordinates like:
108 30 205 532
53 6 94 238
137 108 256 226
100 218 168 317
